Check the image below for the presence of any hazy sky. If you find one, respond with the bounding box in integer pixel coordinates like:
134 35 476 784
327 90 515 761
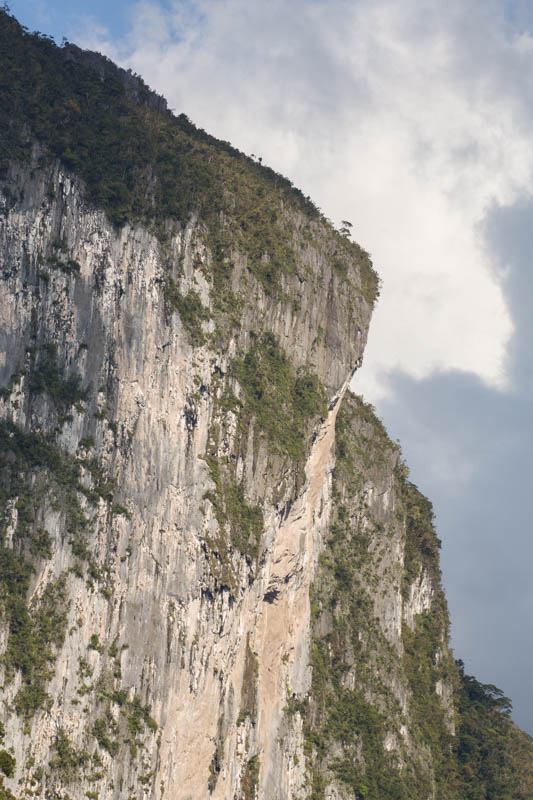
11 0 533 734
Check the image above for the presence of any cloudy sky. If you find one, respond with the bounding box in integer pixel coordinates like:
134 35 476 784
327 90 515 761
12 0 533 733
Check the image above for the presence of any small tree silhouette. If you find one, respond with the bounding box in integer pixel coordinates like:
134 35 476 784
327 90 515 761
340 220 353 237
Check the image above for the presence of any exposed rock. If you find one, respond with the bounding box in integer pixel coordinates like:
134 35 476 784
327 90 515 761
1 11 532 800
0 158 371 798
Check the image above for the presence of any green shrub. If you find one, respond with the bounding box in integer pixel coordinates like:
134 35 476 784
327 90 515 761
11 576 69 718
91 716 119 756
29 529 52 559
205 454 263 562
0 752 15 779
242 755 259 800
399 478 441 596
232 332 326 461
165 281 210 346
28 343 87 412
49 729 90 781
88 634 103 653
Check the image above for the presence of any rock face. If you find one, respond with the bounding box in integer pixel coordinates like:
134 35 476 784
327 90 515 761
1 10 533 800
301 396 458 799
0 155 372 800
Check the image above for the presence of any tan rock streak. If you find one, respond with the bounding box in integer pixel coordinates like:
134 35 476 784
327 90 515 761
255 381 350 798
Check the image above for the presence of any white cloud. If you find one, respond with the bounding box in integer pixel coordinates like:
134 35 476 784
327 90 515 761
75 0 533 399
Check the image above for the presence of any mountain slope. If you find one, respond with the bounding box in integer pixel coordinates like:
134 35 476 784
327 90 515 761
0 9 531 800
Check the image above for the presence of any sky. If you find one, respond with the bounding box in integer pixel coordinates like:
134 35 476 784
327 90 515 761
10 0 533 734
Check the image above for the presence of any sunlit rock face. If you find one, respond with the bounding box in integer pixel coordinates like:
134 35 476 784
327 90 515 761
0 157 376 799
2 12 532 800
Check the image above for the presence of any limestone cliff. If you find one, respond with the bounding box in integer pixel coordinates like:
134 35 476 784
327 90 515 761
0 10 532 800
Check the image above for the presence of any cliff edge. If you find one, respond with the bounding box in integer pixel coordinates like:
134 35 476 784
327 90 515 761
0 10 531 800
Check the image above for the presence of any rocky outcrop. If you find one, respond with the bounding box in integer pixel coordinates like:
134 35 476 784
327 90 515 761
300 394 457 799
1 11 533 800
0 155 372 799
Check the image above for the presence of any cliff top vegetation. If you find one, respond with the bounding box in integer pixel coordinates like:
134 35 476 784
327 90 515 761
0 7 379 302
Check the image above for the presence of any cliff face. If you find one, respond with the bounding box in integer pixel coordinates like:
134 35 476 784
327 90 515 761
0 155 371 800
302 396 456 799
0 10 532 800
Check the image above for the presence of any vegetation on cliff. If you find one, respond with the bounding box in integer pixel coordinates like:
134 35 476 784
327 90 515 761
456 661 533 800
0 410 131 725
303 393 454 799
0 7 378 305
202 332 327 588
302 393 533 799
232 332 328 461
0 7 531 799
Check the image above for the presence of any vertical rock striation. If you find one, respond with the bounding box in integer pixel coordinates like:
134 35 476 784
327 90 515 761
0 155 373 798
1 10 532 800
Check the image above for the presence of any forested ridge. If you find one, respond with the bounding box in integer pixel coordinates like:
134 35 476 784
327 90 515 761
0 7 378 302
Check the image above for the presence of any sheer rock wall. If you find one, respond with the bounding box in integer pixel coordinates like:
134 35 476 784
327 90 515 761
0 160 374 799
